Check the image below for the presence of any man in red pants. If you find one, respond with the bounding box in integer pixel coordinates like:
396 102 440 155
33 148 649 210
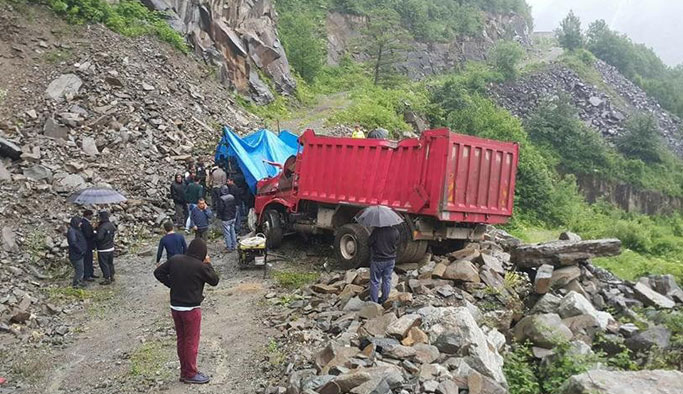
154 238 219 384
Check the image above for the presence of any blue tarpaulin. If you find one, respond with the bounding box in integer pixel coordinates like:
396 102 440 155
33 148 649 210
215 127 300 193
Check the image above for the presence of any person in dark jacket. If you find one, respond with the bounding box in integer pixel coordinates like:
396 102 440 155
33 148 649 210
157 221 187 266
189 199 213 241
81 209 98 281
216 186 237 251
67 216 88 288
184 178 204 230
227 178 244 233
195 158 207 190
368 225 400 304
95 210 117 285
153 238 219 384
171 174 188 228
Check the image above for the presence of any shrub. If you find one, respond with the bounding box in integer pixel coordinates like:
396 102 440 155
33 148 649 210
503 343 541 394
489 40 525 80
616 114 664 164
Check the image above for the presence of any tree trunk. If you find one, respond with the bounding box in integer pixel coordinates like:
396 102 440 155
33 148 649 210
374 45 384 86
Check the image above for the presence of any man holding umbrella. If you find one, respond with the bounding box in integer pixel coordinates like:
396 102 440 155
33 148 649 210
356 206 401 304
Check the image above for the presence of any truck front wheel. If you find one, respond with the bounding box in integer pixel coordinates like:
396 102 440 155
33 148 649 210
334 224 371 269
262 209 283 249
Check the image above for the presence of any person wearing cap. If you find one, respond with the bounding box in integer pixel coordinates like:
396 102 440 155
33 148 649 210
153 239 219 384
95 210 117 285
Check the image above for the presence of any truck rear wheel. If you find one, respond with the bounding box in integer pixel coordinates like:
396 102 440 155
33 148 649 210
262 209 283 249
334 224 371 269
397 240 428 263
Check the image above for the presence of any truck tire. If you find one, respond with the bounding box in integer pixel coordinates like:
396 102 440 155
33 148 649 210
397 240 428 263
263 209 283 249
396 223 428 263
334 224 371 270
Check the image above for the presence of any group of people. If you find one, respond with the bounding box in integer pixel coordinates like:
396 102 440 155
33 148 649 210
169 158 248 252
66 209 117 288
62 147 404 386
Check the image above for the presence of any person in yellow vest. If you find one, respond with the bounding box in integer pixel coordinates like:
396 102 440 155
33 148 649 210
352 125 366 139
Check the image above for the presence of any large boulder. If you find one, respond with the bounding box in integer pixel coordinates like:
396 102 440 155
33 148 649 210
624 326 671 352
0 137 22 160
442 260 481 283
559 369 683 394
558 291 598 319
511 239 621 268
46 73 83 101
633 282 675 309
418 306 506 386
513 313 573 348
641 274 683 303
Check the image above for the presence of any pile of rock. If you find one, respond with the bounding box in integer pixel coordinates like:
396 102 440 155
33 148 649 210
488 60 683 158
261 230 682 393
0 7 259 344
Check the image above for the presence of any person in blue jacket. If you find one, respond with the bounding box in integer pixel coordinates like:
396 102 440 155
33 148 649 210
157 221 187 266
189 198 213 241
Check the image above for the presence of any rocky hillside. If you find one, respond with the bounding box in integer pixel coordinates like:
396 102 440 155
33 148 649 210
489 59 683 158
261 229 683 393
0 2 259 339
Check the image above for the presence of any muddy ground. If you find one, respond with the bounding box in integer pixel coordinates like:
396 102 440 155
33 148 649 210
2 232 332 394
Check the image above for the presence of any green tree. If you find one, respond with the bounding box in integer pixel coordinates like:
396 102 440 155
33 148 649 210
489 40 525 80
556 10 583 51
278 11 325 83
359 9 410 86
616 114 663 164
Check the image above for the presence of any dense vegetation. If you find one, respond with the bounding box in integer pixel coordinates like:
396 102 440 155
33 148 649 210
25 0 188 52
276 0 532 84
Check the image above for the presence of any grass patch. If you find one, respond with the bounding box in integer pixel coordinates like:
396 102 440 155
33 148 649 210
43 48 72 63
129 339 174 380
265 338 286 366
9 356 47 383
47 286 115 305
271 270 319 289
41 0 188 53
593 250 683 283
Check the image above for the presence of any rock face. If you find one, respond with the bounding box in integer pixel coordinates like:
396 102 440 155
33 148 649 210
325 11 531 80
559 369 683 394
143 0 296 103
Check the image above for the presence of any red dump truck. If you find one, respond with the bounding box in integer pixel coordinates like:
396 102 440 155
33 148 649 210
253 129 519 268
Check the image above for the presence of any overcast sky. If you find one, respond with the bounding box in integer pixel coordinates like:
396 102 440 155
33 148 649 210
527 0 683 67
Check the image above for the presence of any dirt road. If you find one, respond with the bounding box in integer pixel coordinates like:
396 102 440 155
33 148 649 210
18 235 278 394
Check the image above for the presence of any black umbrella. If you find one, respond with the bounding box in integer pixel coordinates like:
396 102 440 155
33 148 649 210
355 205 403 228
67 187 127 205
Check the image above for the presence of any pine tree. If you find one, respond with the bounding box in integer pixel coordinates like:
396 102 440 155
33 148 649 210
556 10 583 51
